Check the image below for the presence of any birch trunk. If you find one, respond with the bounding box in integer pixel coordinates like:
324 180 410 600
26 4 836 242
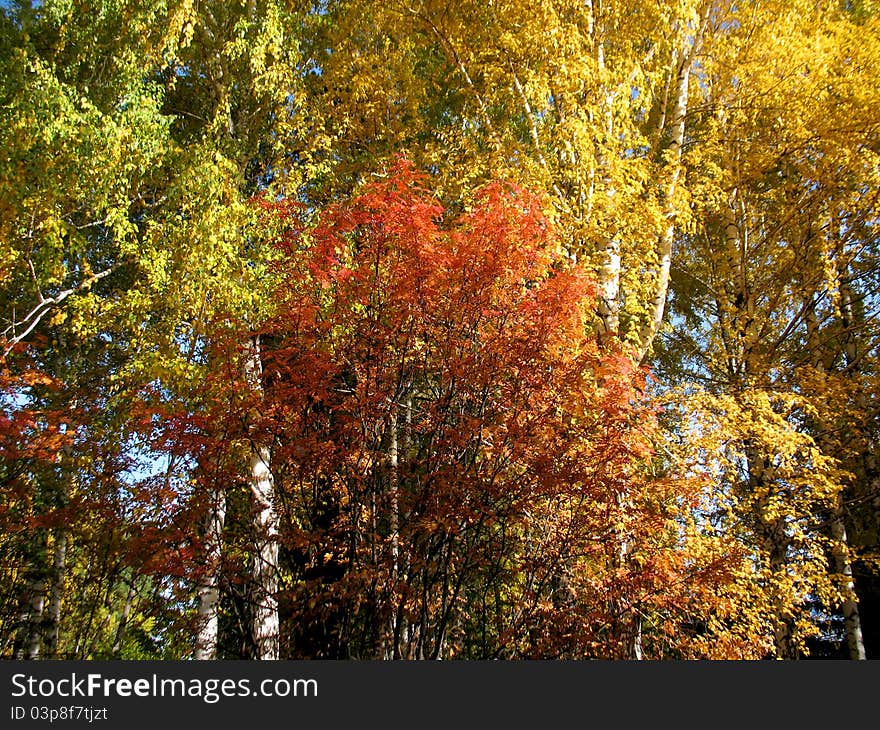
17 578 45 660
585 0 621 343
388 408 400 659
583 1 640 657
830 268 867 659
43 529 68 659
14 533 48 660
801 247 867 660
637 6 710 361
829 496 866 659
24 583 44 660
244 335 280 660
250 444 279 659
194 486 227 660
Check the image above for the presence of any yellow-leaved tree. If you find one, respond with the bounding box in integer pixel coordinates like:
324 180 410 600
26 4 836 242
656 0 880 657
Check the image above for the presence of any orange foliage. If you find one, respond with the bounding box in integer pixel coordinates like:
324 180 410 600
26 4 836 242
194 160 756 658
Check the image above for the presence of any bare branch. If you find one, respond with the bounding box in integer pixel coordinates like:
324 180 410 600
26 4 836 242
2 261 126 360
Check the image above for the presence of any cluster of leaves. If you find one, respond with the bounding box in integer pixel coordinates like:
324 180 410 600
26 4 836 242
182 161 753 658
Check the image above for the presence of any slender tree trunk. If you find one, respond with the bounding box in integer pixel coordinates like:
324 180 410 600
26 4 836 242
583 1 640 657
387 406 400 659
585 0 621 343
392 394 414 658
14 533 48 660
16 580 45 660
632 616 643 660
112 579 136 657
829 494 866 659
244 336 280 660
250 443 280 659
830 265 868 659
801 251 867 660
613 490 643 660
24 582 44 661
637 5 710 361
45 445 72 660
194 487 227 660
765 517 795 659
43 528 68 658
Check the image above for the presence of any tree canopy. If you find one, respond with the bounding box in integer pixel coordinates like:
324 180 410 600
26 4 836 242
1 0 879 659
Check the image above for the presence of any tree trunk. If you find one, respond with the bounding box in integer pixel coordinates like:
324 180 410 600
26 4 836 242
801 251 868 660
829 494 867 659
388 406 400 659
112 579 136 658
43 528 68 658
250 444 279 660
765 515 795 659
637 5 710 361
194 487 227 660
16 580 45 660
584 0 622 344
244 335 280 660
14 533 48 660
830 266 868 659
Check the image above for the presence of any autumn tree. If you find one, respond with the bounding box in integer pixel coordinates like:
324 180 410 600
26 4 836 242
0 0 308 658
290 0 721 360
2 0 877 661
168 160 759 659
655 0 880 658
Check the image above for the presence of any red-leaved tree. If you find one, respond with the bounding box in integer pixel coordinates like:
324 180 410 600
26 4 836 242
193 160 750 659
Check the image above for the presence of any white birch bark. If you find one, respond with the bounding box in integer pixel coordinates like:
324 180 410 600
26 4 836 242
637 6 711 361
194 486 227 660
25 586 44 660
585 0 621 342
250 443 279 660
800 230 868 660
14 575 45 660
244 335 280 660
388 407 400 659
830 268 867 660
829 497 866 660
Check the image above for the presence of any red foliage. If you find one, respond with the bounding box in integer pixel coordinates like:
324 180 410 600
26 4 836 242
201 160 716 658
0 354 75 532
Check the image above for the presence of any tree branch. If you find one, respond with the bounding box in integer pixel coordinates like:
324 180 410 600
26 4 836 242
2 262 126 360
